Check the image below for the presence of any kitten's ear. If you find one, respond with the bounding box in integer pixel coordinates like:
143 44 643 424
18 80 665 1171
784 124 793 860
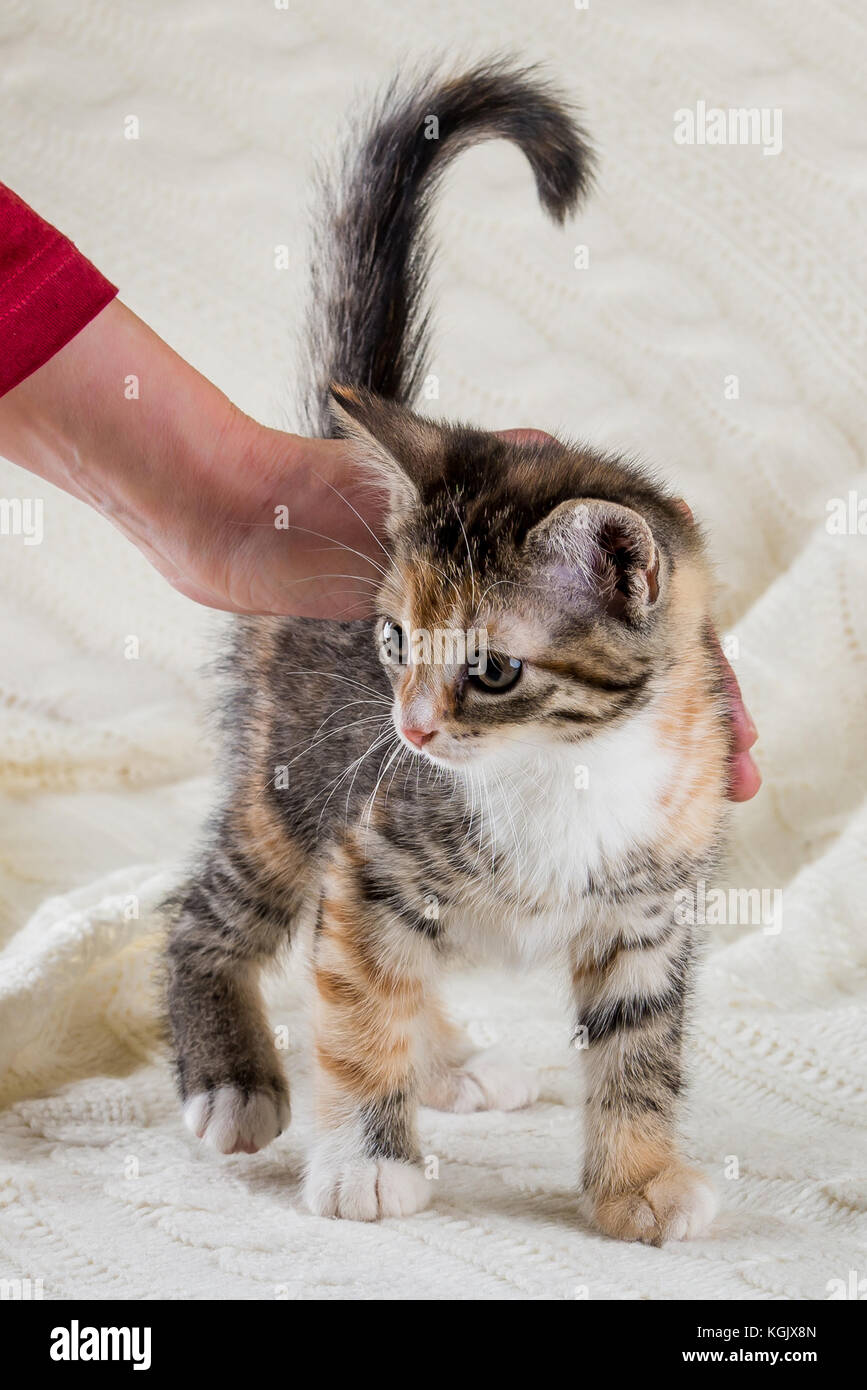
329 384 436 523
525 498 661 620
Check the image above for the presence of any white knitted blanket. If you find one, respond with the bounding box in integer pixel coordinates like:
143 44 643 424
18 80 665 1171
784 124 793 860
1 0 865 1300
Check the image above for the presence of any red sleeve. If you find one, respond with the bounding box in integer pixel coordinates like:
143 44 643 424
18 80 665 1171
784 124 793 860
0 184 118 397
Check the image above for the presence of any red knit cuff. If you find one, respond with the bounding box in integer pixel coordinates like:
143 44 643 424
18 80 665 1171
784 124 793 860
0 185 118 397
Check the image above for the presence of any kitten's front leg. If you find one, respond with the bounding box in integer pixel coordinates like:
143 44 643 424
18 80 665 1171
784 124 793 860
303 846 436 1221
573 909 717 1245
166 854 292 1155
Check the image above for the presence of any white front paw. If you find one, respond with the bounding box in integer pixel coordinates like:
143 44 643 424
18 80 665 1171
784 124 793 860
592 1165 718 1245
304 1154 430 1221
184 1085 289 1154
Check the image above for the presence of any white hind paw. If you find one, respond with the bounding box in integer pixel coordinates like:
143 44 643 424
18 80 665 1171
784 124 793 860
184 1085 289 1154
423 1052 539 1113
304 1155 430 1221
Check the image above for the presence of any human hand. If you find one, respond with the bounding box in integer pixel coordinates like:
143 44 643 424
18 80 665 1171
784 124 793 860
716 640 761 800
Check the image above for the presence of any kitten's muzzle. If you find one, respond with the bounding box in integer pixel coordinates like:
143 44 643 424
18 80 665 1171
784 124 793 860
401 724 438 750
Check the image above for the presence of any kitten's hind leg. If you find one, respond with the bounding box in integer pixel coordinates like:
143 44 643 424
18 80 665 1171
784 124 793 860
420 1001 539 1113
166 839 303 1155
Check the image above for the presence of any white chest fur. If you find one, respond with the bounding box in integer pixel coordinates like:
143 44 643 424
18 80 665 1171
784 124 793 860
449 702 674 964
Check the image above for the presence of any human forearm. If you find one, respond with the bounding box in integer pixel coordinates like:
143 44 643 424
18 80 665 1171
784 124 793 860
0 297 385 614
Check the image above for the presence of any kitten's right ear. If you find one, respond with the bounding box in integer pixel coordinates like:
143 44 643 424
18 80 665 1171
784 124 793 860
329 383 431 523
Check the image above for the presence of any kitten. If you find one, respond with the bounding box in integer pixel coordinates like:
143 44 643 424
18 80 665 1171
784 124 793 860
166 62 729 1243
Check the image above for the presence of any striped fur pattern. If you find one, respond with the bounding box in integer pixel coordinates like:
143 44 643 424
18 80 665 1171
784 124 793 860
165 63 729 1243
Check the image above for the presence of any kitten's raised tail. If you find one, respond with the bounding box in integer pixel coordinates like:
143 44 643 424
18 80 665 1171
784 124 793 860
301 61 594 435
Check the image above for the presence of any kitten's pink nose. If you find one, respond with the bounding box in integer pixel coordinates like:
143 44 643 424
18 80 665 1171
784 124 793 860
402 725 438 749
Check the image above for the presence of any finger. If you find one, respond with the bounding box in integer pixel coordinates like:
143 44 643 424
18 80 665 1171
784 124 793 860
728 750 762 802
717 645 758 754
495 428 556 446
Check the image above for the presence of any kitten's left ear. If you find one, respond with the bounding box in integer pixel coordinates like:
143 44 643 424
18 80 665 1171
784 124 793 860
525 498 661 620
329 384 438 523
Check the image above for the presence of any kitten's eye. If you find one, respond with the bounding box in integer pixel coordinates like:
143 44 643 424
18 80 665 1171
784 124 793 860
469 653 522 692
381 620 409 665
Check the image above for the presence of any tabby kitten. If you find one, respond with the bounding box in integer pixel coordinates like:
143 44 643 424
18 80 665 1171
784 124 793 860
166 63 729 1244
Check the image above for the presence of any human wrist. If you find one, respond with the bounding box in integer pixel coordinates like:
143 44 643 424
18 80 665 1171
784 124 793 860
0 298 250 588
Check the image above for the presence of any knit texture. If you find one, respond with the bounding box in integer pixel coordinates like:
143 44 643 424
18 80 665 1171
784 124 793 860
0 0 865 1300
